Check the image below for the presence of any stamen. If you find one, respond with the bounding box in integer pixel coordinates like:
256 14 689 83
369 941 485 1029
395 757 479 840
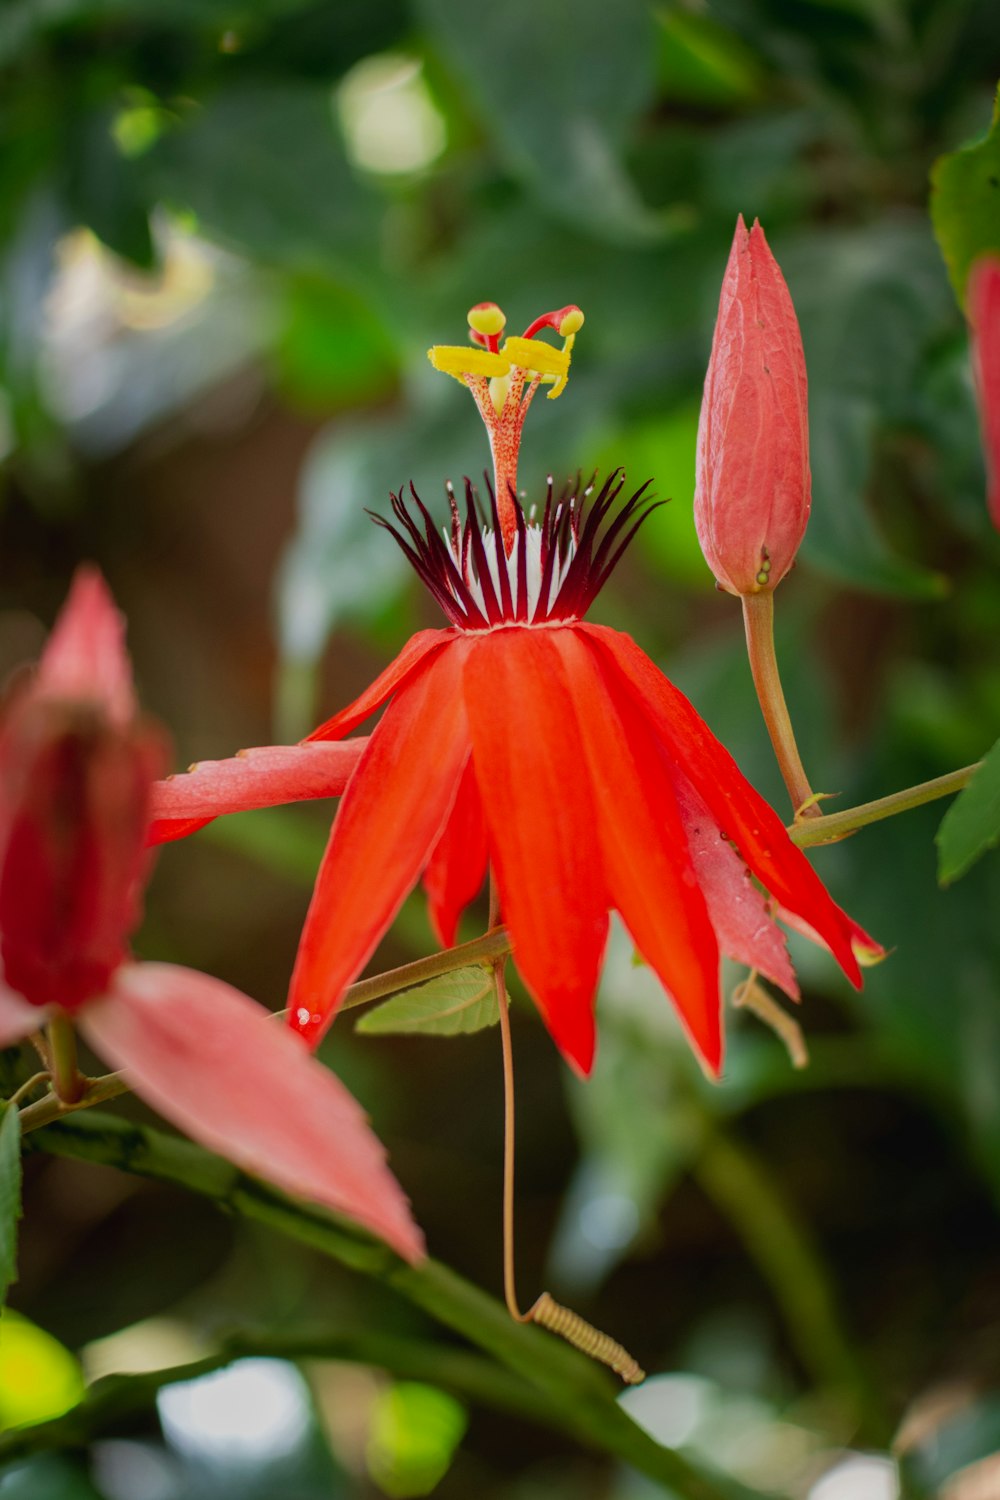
427 302 585 549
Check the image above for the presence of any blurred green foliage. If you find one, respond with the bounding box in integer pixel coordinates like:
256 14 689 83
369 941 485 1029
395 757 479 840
2 0 1000 1496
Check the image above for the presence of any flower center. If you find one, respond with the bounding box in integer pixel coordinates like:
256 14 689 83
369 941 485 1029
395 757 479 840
372 302 661 630
374 471 659 631
428 302 584 553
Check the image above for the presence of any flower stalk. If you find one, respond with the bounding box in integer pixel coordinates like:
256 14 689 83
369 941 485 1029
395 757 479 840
741 591 822 820
789 763 980 847
47 1015 85 1104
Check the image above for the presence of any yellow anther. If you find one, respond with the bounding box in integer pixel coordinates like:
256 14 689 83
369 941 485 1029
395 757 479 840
468 302 507 338
428 345 511 382
558 307 584 337
502 336 569 380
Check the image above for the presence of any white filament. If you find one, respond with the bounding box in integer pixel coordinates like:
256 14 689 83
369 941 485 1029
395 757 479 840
444 517 577 621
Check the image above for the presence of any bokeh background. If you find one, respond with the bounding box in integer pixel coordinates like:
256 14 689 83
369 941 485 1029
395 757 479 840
2 1 1000 1496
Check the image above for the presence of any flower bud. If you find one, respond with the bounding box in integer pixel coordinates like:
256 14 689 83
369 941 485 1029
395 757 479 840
969 255 1000 531
0 573 166 1011
695 216 811 595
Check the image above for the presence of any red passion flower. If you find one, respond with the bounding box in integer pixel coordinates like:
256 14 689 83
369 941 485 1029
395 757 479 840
151 301 876 1078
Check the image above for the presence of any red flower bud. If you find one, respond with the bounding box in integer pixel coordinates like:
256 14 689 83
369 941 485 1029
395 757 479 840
969 256 1000 531
695 216 811 595
0 574 166 1011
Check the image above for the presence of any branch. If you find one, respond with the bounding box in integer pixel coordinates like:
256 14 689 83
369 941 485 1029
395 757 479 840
25 1112 786 1500
789 765 979 848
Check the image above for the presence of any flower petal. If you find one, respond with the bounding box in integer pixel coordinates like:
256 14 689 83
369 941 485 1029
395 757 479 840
289 639 472 1048
422 758 489 948
0 983 50 1047
35 567 135 725
148 815 215 847
669 774 798 1000
554 630 723 1074
79 962 423 1262
463 628 608 1076
305 630 454 742
584 624 863 987
146 741 368 846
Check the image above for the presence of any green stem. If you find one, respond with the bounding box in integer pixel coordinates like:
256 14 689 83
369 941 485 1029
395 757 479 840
18 1071 128 1134
25 1112 786 1500
339 926 512 1011
691 1127 890 1446
742 591 821 820
789 764 980 848
47 1016 84 1104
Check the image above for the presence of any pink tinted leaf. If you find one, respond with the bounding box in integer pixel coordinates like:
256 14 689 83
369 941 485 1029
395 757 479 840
0 983 50 1048
80 962 424 1263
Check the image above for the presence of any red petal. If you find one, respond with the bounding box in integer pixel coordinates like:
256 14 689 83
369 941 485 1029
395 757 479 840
422 758 488 947
463 628 608 1076
146 741 367 846
36 567 136 725
305 630 454 742
583 624 863 987
80 963 423 1262
147 815 215 847
555 630 723 1074
669 773 798 1000
970 257 1000 530
290 639 472 1047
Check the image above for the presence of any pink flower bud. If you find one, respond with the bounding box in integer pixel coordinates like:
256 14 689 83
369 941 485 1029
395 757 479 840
695 216 811 595
0 573 166 1011
969 255 1000 531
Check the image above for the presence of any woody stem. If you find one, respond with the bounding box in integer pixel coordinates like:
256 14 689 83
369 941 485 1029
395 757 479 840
742 591 821 820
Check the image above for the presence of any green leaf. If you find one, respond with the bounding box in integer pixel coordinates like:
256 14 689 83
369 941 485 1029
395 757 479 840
937 736 1000 884
782 223 954 597
931 84 1000 307
0 1102 21 1311
654 5 765 108
356 968 499 1037
418 0 663 242
149 83 376 271
64 105 155 269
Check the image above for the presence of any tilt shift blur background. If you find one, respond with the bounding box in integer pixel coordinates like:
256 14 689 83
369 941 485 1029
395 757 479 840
2 1 1000 1497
